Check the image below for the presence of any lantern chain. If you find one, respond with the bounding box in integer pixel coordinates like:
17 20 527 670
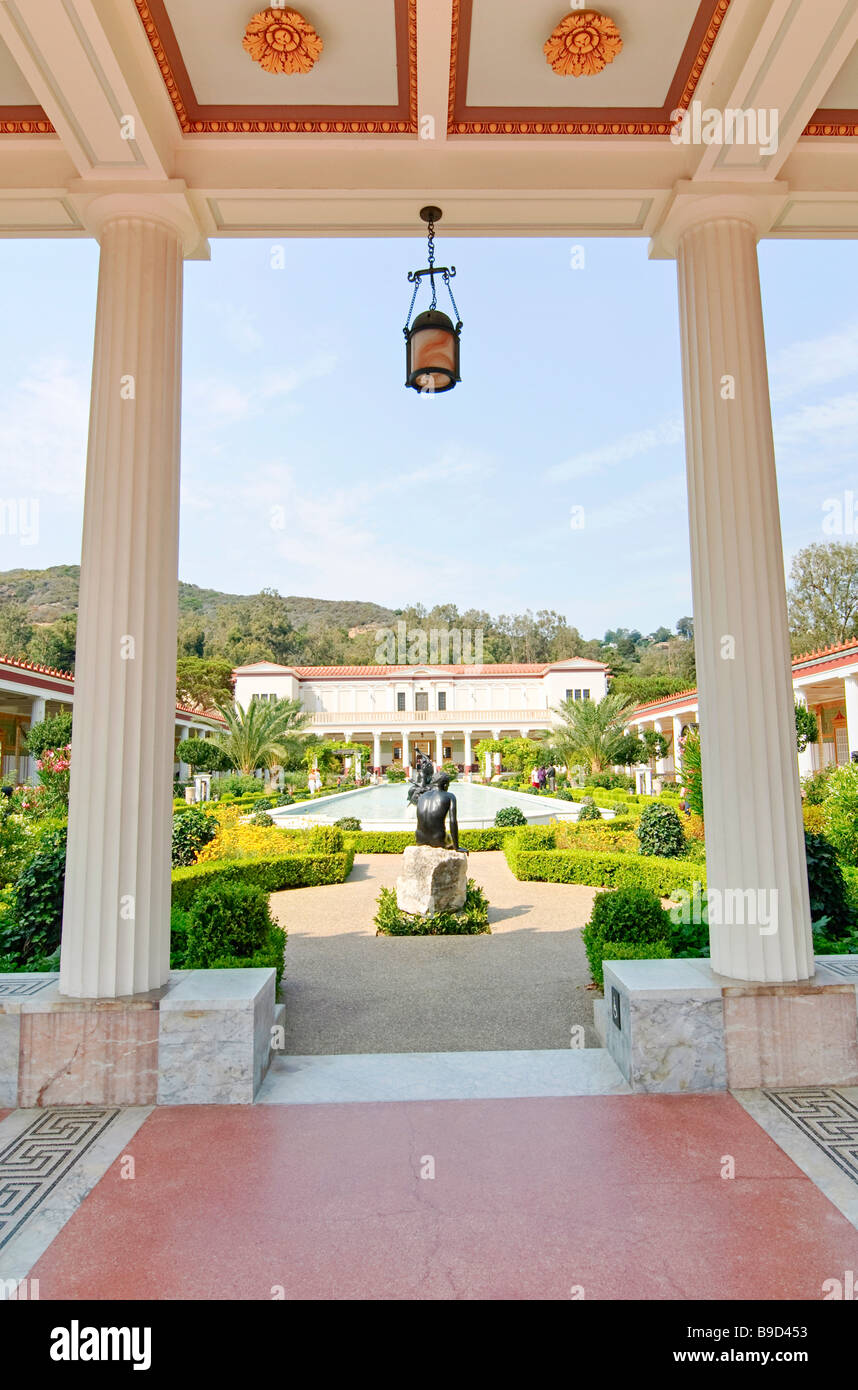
443 270 462 327
404 276 421 335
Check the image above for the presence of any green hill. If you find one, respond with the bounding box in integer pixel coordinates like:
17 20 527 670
0 566 396 632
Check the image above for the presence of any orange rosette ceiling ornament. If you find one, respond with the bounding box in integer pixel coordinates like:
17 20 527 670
242 6 323 75
544 10 622 77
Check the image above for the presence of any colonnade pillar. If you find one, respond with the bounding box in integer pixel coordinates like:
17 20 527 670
60 210 186 998
675 211 813 981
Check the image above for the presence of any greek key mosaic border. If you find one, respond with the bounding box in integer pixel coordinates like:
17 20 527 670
763 1088 858 1187
0 1108 119 1250
0 979 54 997
819 958 858 978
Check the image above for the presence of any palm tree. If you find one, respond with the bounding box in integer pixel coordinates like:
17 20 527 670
215 696 309 775
551 690 638 775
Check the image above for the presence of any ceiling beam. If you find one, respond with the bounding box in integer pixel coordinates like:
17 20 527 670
688 0 858 181
416 0 453 146
0 0 167 178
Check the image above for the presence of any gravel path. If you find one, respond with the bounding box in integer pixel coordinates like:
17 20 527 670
269 852 600 1054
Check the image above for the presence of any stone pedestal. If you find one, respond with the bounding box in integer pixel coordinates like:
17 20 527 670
602 957 858 1093
395 845 468 916
0 969 276 1106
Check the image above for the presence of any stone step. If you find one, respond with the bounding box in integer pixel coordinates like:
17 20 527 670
256 1047 630 1104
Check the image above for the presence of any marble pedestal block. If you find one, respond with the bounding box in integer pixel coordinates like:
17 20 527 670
0 969 276 1106
395 845 468 916
158 969 275 1104
602 957 858 1092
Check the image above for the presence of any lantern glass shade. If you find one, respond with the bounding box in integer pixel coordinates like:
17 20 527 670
405 309 460 393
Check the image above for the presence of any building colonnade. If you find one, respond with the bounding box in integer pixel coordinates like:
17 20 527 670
57 189 815 995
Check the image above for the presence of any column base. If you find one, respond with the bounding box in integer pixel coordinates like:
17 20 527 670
0 969 276 1106
601 957 858 1092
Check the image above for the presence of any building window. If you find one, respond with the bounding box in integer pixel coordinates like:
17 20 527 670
438 692 446 711
583 688 590 700
393 746 401 761
415 692 428 711
397 692 406 711
565 689 573 701
574 689 582 700
444 745 452 760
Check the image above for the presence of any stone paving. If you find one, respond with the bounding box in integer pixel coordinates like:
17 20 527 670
269 851 600 1054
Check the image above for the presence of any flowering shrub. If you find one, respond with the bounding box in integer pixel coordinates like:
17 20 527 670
34 745 71 815
195 807 300 862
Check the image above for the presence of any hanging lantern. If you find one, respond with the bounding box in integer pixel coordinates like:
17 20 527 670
403 206 462 393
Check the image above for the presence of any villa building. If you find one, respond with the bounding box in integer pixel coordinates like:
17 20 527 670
0 653 223 785
629 639 858 792
233 656 610 771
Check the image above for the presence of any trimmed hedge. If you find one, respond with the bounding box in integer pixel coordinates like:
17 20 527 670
342 827 514 854
505 842 704 896
599 940 672 981
171 847 355 909
375 880 490 936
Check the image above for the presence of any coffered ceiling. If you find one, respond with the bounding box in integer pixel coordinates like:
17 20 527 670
1 1 858 246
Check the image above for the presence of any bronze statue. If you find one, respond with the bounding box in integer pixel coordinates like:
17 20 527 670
415 771 463 851
406 751 435 807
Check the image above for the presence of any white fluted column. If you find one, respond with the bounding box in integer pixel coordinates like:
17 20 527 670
672 715 683 775
844 677 858 761
463 729 472 768
795 689 815 779
60 214 184 998
653 719 668 778
372 731 381 769
435 731 444 765
676 214 813 982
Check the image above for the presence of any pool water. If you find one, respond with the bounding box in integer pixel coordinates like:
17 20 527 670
270 779 582 830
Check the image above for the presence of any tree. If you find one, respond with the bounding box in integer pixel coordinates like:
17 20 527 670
175 737 231 773
788 541 858 649
28 615 77 672
215 696 309 774
614 731 646 767
0 602 33 659
24 710 73 758
552 691 638 774
641 729 670 763
676 616 694 641
176 658 235 710
213 589 305 666
795 702 819 754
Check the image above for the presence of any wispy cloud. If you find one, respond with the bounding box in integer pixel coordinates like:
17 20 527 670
184 351 338 429
774 392 858 451
546 418 684 482
0 358 88 499
769 323 858 403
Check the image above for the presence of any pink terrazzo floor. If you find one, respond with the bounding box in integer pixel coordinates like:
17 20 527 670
30 1093 858 1300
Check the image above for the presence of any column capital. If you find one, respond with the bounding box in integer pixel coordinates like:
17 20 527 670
649 180 789 260
66 179 209 259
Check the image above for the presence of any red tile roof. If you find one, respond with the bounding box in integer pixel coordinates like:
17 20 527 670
0 653 225 722
633 639 858 716
791 637 858 665
235 660 608 678
632 687 700 715
0 652 73 681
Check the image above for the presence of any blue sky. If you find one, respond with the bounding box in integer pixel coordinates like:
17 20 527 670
0 232 856 641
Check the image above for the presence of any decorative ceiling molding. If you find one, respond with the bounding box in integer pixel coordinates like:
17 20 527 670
805 110 858 137
543 11 623 79
0 106 53 135
133 0 417 134
448 0 732 136
242 8 324 76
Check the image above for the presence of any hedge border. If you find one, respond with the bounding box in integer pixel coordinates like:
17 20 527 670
171 847 355 909
342 828 514 854
505 842 705 896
